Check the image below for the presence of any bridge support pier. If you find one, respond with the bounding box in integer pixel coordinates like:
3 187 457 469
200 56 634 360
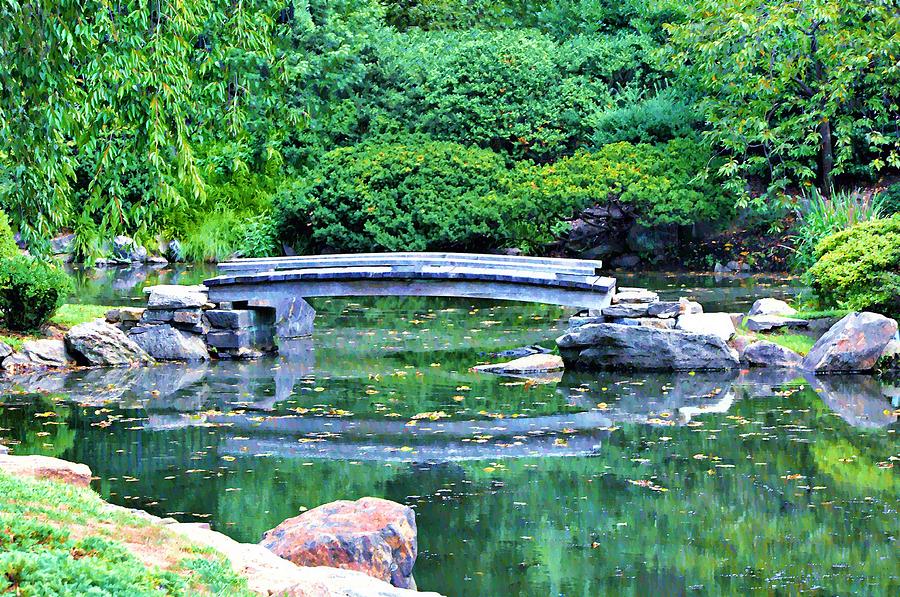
247 297 316 339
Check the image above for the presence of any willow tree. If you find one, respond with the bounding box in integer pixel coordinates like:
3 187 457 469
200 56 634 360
666 0 900 202
0 0 278 248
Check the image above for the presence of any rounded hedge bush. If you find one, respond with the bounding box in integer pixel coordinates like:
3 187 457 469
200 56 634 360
0 256 73 331
807 215 900 317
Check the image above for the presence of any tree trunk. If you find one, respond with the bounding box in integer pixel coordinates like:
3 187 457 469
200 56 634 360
819 119 833 192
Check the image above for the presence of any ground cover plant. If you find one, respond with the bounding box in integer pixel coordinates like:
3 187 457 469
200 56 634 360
0 471 251 596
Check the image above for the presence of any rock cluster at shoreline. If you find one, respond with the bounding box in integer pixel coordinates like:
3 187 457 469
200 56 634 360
557 291 899 374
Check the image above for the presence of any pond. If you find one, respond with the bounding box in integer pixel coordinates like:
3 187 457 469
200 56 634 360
1 268 897 595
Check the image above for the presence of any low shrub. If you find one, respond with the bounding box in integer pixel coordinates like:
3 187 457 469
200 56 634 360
275 136 511 253
275 136 731 254
806 215 900 317
792 187 882 271
588 87 700 146
0 210 18 260
0 256 73 331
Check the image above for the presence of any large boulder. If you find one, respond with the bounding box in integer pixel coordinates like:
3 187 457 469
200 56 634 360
65 320 153 366
2 339 74 370
113 235 148 262
128 324 209 361
675 313 736 342
742 341 803 368
261 497 418 590
145 284 208 310
748 298 797 317
802 312 899 373
0 454 92 487
557 324 739 371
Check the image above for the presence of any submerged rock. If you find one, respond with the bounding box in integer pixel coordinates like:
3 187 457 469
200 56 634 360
262 497 419 590
128 324 209 361
490 344 551 359
473 353 564 375
748 298 797 317
557 324 739 371
675 313 736 342
802 312 898 373
742 341 803 368
65 320 152 367
2 339 74 370
612 288 659 304
0 454 92 487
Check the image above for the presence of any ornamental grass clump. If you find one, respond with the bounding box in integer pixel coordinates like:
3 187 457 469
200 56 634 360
806 215 900 318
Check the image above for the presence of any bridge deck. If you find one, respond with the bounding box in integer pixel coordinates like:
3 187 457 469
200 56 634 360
205 253 616 337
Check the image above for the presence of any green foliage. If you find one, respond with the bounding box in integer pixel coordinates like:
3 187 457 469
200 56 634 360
792 187 882 271
666 0 900 205
874 182 900 217
807 215 900 317
276 136 511 252
763 332 816 356
0 472 252 596
0 257 73 331
368 28 662 158
49 304 114 330
276 136 731 253
0 0 278 248
588 86 700 146
0 210 18 260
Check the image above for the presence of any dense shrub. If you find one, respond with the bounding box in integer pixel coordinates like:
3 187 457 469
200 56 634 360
0 210 18 260
510 138 731 229
807 216 900 317
366 29 661 158
588 87 700 146
275 137 510 252
276 136 731 253
0 256 73 331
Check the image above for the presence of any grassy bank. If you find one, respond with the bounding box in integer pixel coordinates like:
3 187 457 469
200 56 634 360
0 471 252 595
0 304 114 351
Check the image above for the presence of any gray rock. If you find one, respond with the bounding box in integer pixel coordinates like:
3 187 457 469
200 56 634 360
65 321 153 367
112 235 147 262
164 240 183 262
557 324 739 371
748 298 797 317
142 310 174 323
635 317 676 329
714 262 728 273
647 301 681 319
745 315 809 332
0 443 7 455
2 340 74 369
602 303 649 318
802 312 899 373
742 341 803 368
680 298 703 315
567 315 606 329
676 313 736 342
0 342 12 360
50 233 76 255
473 353 564 375
206 309 258 329
491 345 551 359
172 309 203 326
726 260 741 272
145 285 208 310
128 324 209 361
610 254 641 269
612 288 659 304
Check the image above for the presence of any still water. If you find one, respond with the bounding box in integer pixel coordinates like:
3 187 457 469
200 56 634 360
1 268 897 595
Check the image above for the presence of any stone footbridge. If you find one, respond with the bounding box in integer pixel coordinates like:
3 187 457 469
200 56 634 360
204 253 616 339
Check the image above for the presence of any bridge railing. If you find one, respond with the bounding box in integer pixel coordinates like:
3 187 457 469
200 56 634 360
217 252 604 278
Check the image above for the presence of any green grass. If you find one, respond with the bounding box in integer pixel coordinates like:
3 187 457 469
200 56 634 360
0 471 253 596
762 332 817 356
49 304 114 329
788 309 852 320
0 333 23 351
